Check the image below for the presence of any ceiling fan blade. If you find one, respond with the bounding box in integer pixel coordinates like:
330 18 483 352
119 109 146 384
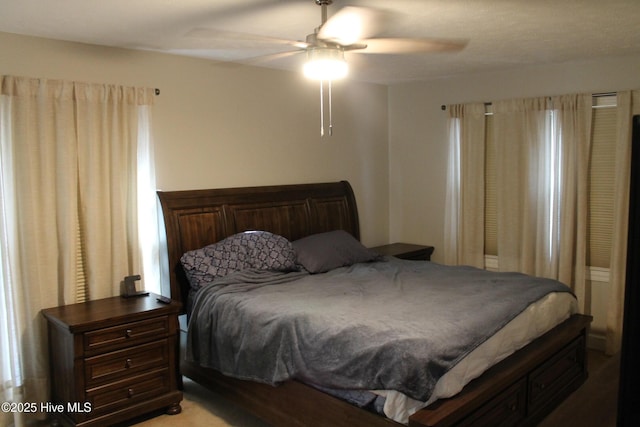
317 6 390 46
359 38 468 54
185 27 309 49
238 49 305 65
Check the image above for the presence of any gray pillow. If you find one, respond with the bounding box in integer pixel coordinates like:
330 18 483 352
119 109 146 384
293 230 381 274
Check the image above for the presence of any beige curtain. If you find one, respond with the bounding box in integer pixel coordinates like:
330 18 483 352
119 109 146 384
606 90 640 355
74 82 153 300
444 103 486 267
0 76 155 425
493 97 547 275
445 91 637 355
553 95 593 311
492 95 592 311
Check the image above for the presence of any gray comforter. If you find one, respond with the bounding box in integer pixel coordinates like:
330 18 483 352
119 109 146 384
187 258 573 402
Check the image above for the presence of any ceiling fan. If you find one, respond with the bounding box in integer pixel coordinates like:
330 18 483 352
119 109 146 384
300 0 467 80
187 0 467 80
188 0 467 135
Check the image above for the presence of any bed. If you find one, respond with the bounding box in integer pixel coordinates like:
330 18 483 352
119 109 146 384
157 180 592 427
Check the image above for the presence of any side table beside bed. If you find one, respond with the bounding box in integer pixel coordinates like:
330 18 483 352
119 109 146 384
41 293 183 426
371 243 435 261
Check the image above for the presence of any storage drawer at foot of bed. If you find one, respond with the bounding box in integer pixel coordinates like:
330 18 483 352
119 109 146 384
456 378 527 427
528 335 586 414
85 368 171 416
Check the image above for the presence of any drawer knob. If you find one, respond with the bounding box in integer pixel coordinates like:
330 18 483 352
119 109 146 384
125 358 132 368
125 329 132 338
128 388 135 398
535 382 546 390
509 403 518 412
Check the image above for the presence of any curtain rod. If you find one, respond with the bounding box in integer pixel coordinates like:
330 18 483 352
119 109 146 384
441 91 618 111
440 102 490 111
593 91 616 98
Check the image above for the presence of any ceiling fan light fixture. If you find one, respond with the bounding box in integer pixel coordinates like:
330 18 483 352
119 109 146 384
303 47 348 80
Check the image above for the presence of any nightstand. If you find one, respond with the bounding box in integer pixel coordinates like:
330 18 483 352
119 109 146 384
41 293 182 426
371 243 435 261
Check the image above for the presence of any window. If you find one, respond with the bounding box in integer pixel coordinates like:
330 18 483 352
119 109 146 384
484 112 497 256
483 96 617 269
588 96 617 268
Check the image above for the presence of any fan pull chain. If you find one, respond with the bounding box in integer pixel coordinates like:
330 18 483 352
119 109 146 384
319 80 335 137
328 80 333 136
320 80 325 137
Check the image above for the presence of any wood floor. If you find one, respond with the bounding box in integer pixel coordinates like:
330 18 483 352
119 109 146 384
537 349 619 427
131 350 620 427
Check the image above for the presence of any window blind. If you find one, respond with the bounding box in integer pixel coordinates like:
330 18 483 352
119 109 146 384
484 113 497 256
588 96 617 268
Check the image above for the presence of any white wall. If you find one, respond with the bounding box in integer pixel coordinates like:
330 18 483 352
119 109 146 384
0 31 390 247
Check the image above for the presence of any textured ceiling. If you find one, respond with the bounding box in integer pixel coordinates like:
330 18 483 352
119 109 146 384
2 0 639 84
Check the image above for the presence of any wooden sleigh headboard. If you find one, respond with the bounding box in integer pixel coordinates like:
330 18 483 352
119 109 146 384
157 181 360 310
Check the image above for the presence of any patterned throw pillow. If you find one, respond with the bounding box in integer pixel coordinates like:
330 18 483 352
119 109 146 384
180 231 297 290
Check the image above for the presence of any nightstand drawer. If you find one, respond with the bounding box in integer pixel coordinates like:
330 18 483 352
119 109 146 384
86 368 171 416
85 339 169 387
84 316 169 353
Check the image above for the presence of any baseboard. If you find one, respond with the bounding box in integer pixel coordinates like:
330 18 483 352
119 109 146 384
588 332 606 352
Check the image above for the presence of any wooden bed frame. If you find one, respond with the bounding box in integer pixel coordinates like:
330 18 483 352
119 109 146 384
157 180 592 427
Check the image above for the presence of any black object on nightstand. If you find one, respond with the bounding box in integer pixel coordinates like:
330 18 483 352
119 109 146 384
371 243 435 261
41 293 182 426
